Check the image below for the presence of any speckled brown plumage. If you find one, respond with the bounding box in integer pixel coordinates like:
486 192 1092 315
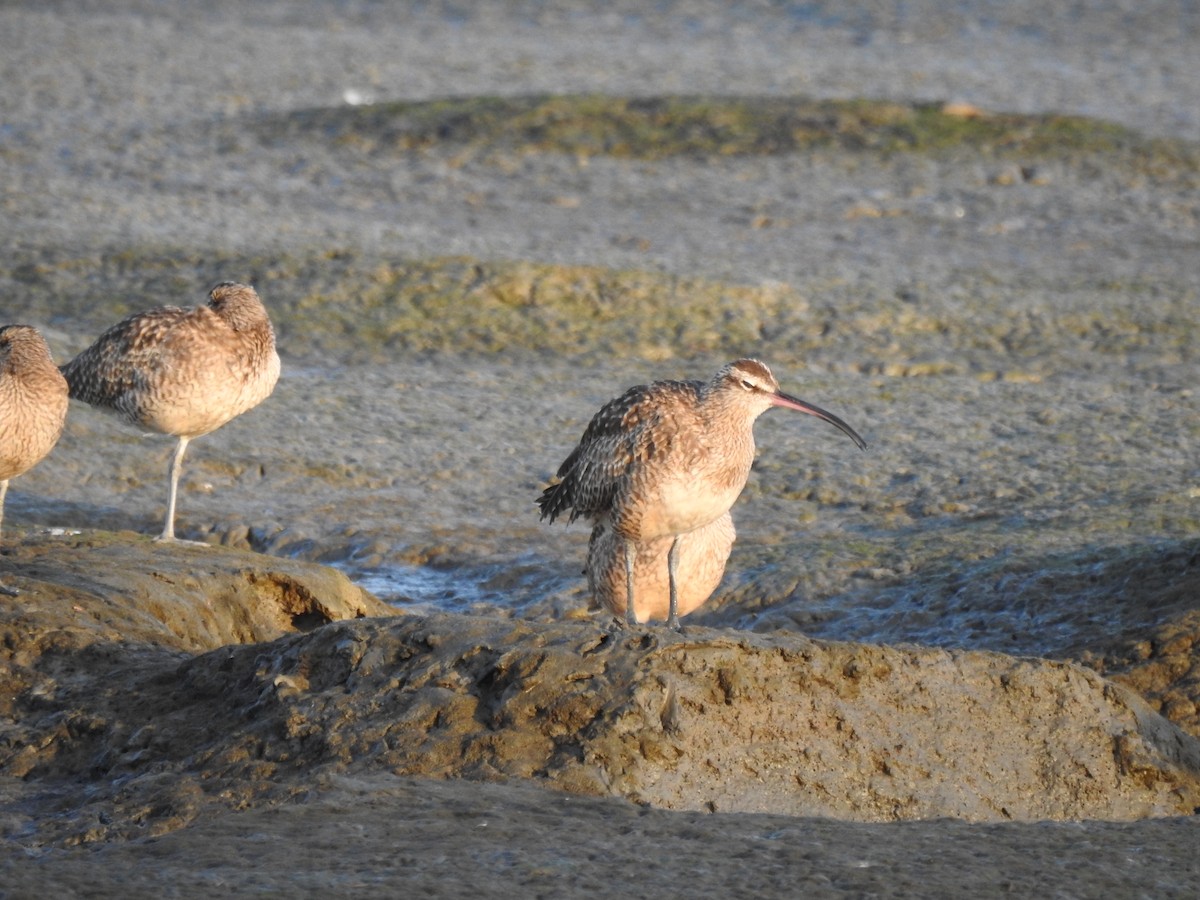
61 282 280 542
539 358 866 627
0 325 69 566
539 375 716 538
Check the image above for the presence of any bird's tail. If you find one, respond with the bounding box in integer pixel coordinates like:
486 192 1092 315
536 479 570 523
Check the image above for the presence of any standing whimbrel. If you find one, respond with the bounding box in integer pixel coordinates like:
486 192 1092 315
0 326 69 593
61 282 280 543
538 359 866 628
587 512 735 624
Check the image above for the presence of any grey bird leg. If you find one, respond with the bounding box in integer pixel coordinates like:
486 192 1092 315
624 537 639 626
158 436 190 543
666 536 682 630
0 479 13 594
0 480 17 595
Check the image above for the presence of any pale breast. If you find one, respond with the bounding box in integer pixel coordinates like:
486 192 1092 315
128 341 281 437
638 474 745 540
0 395 68 479
0 353 69 481
617 426 755 541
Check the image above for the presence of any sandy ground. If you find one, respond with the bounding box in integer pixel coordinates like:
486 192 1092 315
2 1 1200 896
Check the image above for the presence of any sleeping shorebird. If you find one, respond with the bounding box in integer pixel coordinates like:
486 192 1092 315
0 325 69 593
538 358 866 628
587 512 735 624
60 282 280 543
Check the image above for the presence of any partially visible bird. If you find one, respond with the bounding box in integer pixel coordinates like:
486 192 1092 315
61 282 280 543
0 325 69 593
587 512 735 624
538 358 866 628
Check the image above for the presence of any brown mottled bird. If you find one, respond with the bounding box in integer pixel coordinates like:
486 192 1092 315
0 325 70 558
538 359 866 628
61 282 280 543
587 512 735 624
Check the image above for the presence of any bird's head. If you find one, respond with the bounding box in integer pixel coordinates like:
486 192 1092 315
713 358 867 450
0 325 52 373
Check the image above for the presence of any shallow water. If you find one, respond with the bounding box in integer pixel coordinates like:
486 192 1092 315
345 555 587 621
334 523 1200 664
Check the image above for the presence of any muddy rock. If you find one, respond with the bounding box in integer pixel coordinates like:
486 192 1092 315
3 535 1198 850
0 531 390 786
176 613 1200 824
0 531 392 655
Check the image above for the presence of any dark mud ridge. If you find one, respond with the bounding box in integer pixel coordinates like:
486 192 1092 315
3 532 1198 852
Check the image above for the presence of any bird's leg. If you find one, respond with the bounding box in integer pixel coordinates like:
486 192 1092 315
624 537 639 626
0 480 17 595
157 436 190 543
666 536 682 630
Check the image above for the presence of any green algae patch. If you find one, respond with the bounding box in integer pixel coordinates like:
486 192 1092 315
260 94 1200 175
284 256 794 361
5 248 793 363
8 247 1200 376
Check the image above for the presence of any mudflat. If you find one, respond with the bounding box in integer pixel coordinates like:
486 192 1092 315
2 2 1200 897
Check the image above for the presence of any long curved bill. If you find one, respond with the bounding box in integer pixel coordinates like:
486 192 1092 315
771 391 868 450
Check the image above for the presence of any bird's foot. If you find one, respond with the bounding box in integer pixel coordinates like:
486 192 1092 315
602 616 627 635
606 614 651 633
153 534 211 548
605 614 664 646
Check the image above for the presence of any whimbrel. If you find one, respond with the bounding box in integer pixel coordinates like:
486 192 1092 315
0 326 69 593
538 359 866 628
587 512 735 624
61 282 280 543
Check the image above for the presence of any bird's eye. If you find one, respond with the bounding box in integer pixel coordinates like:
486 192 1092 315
739 379 755 390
